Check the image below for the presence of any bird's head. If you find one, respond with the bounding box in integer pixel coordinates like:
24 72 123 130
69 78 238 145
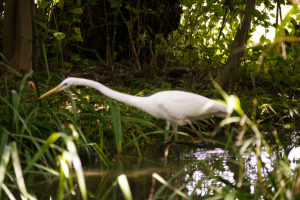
39 77 78 99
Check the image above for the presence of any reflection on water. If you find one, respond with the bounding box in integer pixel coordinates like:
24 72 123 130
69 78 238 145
29 134 300 199
288 147 300 170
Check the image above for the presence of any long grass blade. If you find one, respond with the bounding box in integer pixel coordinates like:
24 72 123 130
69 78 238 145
108 98 122 154
1 184 16 200
42 43 50 76
152 171 189 200
68 89 78 127
23 133 61 174
11 90 19 134
0 145 11 196
0 61 22 77
11 142 28 199
60 133 87 200
0 130 9 163
118 174 133 200
57 161 66 200
100 179 118 200
17 74 31 105
1 94 44 161
93 143 112 167
131 133 141 157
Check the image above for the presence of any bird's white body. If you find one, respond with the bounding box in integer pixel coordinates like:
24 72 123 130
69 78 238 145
141 91 227 125
40 77 229 145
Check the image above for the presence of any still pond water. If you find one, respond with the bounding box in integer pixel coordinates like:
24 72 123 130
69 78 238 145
31 134 299 199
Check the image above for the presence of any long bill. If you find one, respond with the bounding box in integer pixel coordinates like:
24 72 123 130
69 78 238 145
39 85 62 99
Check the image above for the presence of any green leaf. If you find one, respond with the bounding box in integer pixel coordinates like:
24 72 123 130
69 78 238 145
69 8 83 14
53 32 66 40
185 39 191 46
72 19 82 23
259 34 266 44
207 0 215 5
57 0 64 8
38 22 47 30
91 1 98 5
108 0 122 8
73 34 83 41
74 27 81 34
71 55 82 61
40 1 53 9
113 51 118 60
64 62 73 67
248 9 265 21
82 59 89 65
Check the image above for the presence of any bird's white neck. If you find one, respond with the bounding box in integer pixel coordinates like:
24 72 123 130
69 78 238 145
73 78 151 112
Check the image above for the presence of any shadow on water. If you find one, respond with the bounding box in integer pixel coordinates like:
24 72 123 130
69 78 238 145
26 133 300 199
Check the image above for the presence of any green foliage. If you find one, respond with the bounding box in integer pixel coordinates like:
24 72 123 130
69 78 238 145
0 75 115 198
2 0 300 198
107 98 123 154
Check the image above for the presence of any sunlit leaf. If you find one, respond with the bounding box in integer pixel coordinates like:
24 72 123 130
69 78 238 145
53 32 66 40
259 34 266 44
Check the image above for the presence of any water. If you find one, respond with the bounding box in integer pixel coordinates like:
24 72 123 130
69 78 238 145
27 134 299 199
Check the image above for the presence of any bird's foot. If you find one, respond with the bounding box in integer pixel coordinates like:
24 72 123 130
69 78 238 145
159 140 175 150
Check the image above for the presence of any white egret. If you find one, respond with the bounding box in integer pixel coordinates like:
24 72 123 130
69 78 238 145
39 77 229 147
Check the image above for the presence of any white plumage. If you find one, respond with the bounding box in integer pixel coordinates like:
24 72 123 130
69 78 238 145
40 77 229 146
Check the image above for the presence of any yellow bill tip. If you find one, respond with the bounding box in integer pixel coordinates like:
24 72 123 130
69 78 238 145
39 85 62 99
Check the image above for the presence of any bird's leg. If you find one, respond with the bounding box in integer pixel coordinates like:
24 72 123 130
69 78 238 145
171 121 207 147
175 143 180 167
159 124 178 148
160 122 208 150
173 124 178 142
159 125 181 164
186 121 207 145
173 125 181 164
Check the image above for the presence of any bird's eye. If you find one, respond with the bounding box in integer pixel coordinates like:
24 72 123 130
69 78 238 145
64 83 68 86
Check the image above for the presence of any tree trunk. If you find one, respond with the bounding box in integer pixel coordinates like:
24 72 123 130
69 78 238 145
19 0 33 74
219 0 257 88
2 0 16 64
3 0 45 78
31 0 45 73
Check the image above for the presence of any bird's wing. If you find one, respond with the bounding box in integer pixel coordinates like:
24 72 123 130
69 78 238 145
152 91 226 125
151 91 206 124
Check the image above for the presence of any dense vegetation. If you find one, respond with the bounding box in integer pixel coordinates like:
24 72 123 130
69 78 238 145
1 0 300 199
